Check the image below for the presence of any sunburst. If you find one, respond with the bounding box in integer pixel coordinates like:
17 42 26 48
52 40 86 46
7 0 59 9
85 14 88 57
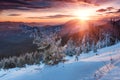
73 10 94 20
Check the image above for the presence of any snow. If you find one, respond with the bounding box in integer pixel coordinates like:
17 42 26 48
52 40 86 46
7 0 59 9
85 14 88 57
0 43 120 80
101 66 120 80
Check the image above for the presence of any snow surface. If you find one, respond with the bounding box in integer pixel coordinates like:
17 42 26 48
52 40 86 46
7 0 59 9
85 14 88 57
0 43 120 80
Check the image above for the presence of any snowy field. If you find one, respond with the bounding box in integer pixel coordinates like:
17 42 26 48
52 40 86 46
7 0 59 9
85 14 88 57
0 43 120 80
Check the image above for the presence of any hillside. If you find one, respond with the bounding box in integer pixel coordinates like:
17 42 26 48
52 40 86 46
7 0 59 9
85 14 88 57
0 42 120 80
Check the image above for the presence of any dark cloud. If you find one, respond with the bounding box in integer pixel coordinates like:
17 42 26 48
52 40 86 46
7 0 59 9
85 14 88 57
96 9 107 12
8 14 21 16
0 0 29 11
0 0 116 12
107 7 114 11
0 4 31 11
105 8 120 16
45 0 76 2
116 9 120 13
44 0 111 4
0 0 53 12
0 0 29 5
96 7 115 13
44 14 74 18
27 14 74 19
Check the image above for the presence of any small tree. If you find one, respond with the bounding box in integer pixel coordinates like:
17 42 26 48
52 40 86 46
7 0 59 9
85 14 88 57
64 39 76 56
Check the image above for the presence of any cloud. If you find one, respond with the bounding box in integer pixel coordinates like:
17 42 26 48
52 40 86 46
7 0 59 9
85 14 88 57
44 0 111 4
0 0 29 5
27 14 74 19
104 8 120 17
0 0 52 12
96 8 107 12
44 14 74 18
0 0 29 11
116 9 120 13
8 14 21 16
96 7 115 13
107 7 114 11
0 0 117 13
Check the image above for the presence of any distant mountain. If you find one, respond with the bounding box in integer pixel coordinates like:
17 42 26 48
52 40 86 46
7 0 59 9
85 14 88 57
60 19 90 35
0 22 46 31
19 24 63 36
0 30 37 59
60 19 120 46
0 22 23 31
18 19 120 47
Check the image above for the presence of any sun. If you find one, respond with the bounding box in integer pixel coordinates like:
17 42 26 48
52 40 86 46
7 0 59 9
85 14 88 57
73 10 93 20
77 12 90 20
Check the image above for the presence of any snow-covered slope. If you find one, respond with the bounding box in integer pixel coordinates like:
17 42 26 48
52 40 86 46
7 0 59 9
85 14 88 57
0 43 120 80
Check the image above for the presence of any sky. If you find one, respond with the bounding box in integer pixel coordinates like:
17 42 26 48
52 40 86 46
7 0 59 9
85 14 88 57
0 0 120 24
